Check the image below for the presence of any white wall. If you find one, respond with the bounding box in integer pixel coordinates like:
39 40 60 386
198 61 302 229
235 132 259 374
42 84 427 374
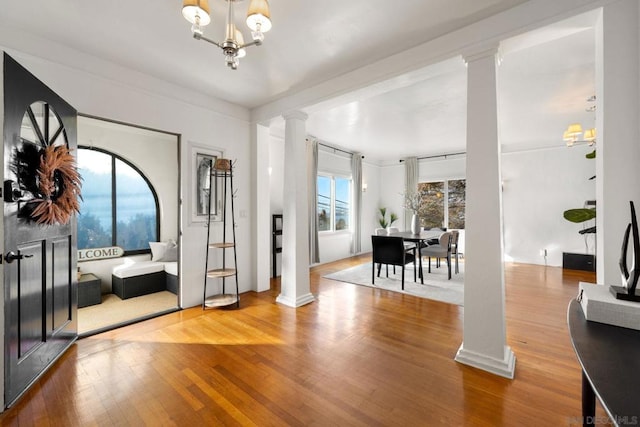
502 145 596 266
360 161 380 253
419 157 466 182
379 163 405 228
0 47 252 309
269 136 284 277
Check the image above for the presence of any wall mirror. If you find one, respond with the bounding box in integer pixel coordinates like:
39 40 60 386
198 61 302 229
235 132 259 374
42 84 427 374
76 115 180 336
189 142 223 224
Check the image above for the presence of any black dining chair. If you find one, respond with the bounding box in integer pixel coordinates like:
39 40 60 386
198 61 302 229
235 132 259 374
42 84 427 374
371 235 416 290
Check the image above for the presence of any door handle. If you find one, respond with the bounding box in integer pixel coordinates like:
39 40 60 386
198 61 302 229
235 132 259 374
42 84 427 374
4 251 33 264
3 180 24 202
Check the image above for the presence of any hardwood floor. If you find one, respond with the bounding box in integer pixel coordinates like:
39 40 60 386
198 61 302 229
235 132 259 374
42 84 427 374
1 256 604 426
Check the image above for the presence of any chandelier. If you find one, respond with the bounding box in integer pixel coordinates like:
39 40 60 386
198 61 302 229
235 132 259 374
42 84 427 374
562 96 597 147
563 124 596 147
182 0 272 70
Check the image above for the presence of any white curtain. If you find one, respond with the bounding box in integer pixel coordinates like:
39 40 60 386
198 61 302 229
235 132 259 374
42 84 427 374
308 138 320 263
404 157 418 228
351 152 362 254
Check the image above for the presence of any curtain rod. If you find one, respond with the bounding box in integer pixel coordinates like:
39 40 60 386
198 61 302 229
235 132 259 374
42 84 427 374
315 141 364 159
399 151 466 162
318 142 353 156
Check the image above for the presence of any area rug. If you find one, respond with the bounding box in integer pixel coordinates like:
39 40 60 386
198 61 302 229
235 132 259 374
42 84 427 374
78 291 178 335
324 262 464 306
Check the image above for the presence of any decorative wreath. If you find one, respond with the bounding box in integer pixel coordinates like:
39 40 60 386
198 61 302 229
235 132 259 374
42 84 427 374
29 144 82 225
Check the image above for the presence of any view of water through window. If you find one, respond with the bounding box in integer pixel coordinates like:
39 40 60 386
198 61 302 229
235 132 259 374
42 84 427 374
77 148 157 251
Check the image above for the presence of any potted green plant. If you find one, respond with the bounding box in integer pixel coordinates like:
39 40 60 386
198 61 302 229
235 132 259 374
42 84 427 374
378 208 398 230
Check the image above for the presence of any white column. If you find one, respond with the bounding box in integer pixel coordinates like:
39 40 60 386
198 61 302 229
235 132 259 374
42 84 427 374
595 0 640 285
254 123 271 292
277 110 315 307
455 45 516 379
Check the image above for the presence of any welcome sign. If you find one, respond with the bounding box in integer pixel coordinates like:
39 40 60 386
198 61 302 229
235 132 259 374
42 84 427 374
78 246 124 262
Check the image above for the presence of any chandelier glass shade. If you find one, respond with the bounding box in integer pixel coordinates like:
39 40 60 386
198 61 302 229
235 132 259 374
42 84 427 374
182 0 211 25
182 0 272 70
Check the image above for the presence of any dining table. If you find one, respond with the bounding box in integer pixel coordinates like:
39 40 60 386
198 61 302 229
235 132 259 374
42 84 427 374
388 229 443 284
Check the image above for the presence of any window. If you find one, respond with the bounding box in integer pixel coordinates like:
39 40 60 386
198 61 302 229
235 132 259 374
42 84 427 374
418 182 445 229
418 179 466 229
447 179 466 229
317 175 351 232
77 147 159 254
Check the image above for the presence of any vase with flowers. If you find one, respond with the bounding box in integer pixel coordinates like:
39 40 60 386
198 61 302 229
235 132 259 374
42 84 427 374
403 191 422 234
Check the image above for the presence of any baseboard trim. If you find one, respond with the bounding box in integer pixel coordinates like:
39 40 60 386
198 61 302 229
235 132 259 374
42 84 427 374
276 293 315 308
454 344 516 379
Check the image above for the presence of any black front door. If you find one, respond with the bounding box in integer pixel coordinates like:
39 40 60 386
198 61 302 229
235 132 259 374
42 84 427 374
3 53 78 406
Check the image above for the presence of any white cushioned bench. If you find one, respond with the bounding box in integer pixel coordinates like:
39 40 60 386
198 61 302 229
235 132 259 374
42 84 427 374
112 261 177 299
164 262 178 294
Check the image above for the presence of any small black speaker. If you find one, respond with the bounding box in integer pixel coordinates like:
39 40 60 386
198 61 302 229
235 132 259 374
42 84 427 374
563 252 596 272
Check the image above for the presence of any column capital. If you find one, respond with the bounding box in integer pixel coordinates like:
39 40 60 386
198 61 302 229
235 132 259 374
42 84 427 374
282 110 308 122
461 42 501 65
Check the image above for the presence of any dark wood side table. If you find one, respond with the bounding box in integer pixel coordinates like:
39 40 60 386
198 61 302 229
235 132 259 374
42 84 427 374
567 299 640 426
78 273 102 308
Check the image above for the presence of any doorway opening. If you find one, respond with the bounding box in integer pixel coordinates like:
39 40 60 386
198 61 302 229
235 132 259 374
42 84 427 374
76 115 180 336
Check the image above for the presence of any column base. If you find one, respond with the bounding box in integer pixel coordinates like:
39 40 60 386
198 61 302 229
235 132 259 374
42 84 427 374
276 292 315 308
454 343 516 379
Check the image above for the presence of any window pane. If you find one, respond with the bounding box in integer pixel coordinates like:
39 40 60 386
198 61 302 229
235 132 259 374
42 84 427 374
47 108 64 146
335 178 350 231
448 179 466 229
115 159 157 251
318 176 331 231
77 150 113 249
418 182 445 229
31 102 46 143
20 106 38 144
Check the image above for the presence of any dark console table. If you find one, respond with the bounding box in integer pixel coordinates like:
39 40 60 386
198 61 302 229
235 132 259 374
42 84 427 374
567 299 640 426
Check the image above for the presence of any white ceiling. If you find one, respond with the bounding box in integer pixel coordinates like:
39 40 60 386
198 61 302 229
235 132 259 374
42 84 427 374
0 0 596 163
293 13 597 163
